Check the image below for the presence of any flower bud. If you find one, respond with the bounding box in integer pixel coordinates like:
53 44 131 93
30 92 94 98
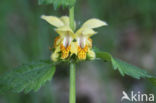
51 51 59 62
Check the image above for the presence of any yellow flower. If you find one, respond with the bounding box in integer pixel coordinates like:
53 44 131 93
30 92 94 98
41 15 107 61
75 19 107 60
41 15 74 61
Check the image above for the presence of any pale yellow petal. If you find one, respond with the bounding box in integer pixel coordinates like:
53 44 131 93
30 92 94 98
54 37 62 48
75 28 83 36
51 52 59 62
82 18 107 29
86 38 92 48
60 16 70 26
55 45 61 52
82 28 97 37
60 16 76 29
51 46 60 62
55 26 73 32
41 15 64 27
70 42 78 55
75 28 97 37
55 26 74 37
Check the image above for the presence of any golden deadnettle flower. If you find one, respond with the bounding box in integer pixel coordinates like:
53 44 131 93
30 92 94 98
41 15 107 62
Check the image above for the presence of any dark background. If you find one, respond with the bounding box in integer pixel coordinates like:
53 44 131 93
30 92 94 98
0 0 156 103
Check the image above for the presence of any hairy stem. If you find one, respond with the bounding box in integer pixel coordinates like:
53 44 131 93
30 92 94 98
69 6 76 103
69 63 76 103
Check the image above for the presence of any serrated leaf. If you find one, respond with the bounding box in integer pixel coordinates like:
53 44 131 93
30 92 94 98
38 0 76 9
111 57 152 79
0 60 56 94
95 48 154 79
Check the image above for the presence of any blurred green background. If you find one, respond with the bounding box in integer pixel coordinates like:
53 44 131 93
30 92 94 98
0 0 156 103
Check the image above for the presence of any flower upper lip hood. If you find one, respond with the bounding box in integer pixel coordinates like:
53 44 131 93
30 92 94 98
41 15 107 61
41 15 107 37
41 15 74 37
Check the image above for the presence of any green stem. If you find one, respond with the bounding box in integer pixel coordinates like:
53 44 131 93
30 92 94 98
69 6 76 103
69 6 75 31
69 63 76 103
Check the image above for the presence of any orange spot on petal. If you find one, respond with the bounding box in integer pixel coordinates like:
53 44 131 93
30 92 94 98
78 45 88 60
60 44 71 59
54 36 61 48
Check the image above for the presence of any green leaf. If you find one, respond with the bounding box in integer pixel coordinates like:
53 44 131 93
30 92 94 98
94 48 154 79
111 58 152 79
38 0 76 9
94 48 111 62
0 60 56 94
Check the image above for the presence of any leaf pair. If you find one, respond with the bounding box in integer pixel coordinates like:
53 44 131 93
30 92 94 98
0 49 155 94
